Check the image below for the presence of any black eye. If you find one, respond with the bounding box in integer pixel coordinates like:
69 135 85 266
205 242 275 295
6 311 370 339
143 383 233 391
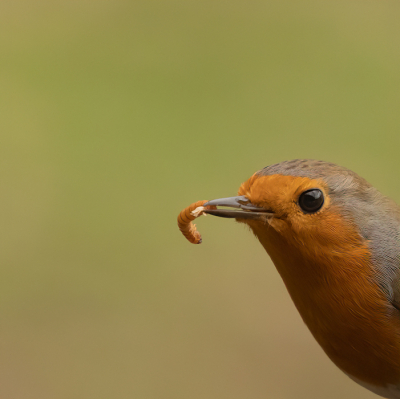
298 189 324 213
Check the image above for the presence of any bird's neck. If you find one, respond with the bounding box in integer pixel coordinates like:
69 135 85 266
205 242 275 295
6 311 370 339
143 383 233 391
250 221 400 388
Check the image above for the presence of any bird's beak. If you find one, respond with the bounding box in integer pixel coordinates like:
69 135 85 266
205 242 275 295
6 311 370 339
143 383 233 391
203 195 274 221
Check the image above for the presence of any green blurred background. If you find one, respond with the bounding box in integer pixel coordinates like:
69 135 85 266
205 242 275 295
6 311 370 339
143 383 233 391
1 1 399 398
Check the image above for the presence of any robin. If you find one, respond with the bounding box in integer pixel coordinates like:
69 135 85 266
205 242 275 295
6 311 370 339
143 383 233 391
202 159 400 399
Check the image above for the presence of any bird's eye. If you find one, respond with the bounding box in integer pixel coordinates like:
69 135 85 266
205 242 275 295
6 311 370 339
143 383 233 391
298 189 324 213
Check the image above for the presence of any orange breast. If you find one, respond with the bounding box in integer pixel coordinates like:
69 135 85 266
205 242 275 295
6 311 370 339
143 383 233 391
247 213 400 387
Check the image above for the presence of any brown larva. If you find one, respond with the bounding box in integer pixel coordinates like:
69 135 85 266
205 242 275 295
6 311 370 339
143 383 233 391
177 200 216 244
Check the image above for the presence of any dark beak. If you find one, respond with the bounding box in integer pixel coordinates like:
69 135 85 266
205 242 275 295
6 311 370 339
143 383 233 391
203 195 273 221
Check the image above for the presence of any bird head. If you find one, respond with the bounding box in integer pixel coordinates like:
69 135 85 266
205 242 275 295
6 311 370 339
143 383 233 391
204 159 400 301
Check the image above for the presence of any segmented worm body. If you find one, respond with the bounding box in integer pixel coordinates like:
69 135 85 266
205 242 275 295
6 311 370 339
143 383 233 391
177 200 216 244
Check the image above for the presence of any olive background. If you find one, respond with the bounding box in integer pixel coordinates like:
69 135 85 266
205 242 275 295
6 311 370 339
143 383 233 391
2 1 400 398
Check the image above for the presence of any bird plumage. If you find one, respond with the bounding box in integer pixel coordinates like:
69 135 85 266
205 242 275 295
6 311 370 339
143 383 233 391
206 159 400 398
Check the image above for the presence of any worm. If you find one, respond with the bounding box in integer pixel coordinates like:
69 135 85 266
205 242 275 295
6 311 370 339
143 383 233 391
177 200 216 244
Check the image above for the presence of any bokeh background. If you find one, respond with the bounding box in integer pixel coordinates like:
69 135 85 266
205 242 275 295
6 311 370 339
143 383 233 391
1 1 400 398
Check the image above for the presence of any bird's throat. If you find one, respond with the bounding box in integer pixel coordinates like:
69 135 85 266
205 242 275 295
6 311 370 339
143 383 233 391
247 219 400 388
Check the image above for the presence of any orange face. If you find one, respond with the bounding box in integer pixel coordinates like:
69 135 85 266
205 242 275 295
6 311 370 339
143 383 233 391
236 173 366 258
235 173 370 283
239 174 329 229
